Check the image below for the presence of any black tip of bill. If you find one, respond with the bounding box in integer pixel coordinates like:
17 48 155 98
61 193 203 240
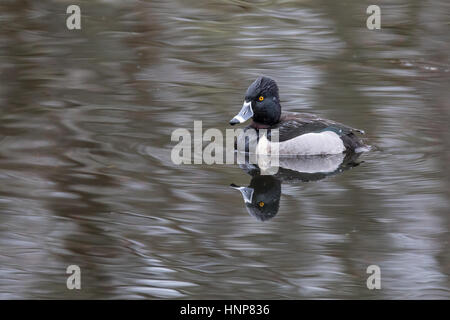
229 118 240 125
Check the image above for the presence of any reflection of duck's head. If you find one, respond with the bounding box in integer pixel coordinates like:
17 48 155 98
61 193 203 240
231 175 281 221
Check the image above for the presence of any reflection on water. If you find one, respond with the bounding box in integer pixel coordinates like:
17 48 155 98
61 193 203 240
232 153 362 221
0 0 449 299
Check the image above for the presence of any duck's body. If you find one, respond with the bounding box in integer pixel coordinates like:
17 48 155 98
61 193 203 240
238 111 365 155
230 76 367 155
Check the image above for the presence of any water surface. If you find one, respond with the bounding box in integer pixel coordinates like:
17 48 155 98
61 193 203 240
0 0 449 299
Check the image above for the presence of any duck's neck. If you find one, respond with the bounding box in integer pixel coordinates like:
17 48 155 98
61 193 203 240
250 121 272 129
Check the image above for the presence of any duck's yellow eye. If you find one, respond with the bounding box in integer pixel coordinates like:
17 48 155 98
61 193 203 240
258 96 264 101
259 201 265 207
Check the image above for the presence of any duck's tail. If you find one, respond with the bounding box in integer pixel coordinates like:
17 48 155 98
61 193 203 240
341 132 369 153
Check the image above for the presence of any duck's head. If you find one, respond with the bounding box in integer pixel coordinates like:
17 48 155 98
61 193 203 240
230 76 281 127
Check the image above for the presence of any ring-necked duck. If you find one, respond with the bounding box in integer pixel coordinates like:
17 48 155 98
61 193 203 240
230 76 367 155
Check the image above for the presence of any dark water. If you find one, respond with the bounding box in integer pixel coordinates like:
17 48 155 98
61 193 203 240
0 0 449 299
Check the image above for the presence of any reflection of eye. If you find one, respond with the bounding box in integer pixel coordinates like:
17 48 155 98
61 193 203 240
258 201 265 207
258 96 264 101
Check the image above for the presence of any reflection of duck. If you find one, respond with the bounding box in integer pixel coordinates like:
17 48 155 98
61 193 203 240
230 76 367 155
231 152 361 221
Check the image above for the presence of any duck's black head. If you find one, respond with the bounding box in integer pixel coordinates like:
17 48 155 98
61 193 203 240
230 76 281 126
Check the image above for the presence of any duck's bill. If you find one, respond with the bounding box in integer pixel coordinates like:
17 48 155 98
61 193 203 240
230 184 254 204
229 100 253 125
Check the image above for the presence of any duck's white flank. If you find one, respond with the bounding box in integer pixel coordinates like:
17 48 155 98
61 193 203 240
278 153 345 173
257 131 345 156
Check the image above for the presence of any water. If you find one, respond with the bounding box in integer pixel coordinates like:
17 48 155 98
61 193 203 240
0 0 449 299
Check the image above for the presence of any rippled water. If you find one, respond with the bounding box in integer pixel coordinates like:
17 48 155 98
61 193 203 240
0 0 449 299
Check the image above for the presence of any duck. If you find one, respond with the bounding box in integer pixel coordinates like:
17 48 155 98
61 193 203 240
230 76 367 155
